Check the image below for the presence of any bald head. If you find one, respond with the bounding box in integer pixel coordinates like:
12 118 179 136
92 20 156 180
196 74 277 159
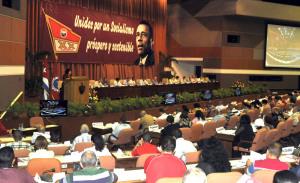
80 124 90 134
140 110 146 117
80 151 97 168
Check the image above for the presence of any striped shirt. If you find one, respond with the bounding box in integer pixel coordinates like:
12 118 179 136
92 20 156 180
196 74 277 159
72 133 92 150
72 167 114 183
5 141 33 151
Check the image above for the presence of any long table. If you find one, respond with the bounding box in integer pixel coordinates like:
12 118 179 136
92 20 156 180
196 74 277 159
95 82 220 99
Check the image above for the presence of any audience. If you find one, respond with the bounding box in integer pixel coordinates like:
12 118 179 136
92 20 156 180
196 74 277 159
84 133 111 157
273 170 298 183
232 114 255 157
171 129 197 162
160 115 180 137
72 124 92 150
182 167 207 183
29 135 54 159
69 151 116 183
144 136 186 183
247 143 289 173
191 110 206 125
178 111 191 127
131 132 160 156
5 130 32 151
0 146 34 183
139 110 156 130
197 137 231 175
109 114 131 142
31 125 51 144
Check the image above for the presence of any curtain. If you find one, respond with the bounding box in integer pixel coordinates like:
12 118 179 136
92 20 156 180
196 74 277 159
26 0 167 80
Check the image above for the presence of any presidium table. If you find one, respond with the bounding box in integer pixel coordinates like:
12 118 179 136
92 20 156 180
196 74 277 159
95 82 220 99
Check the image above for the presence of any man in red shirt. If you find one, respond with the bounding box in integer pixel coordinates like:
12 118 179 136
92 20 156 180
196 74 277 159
132 132 160 156
247 143 289 173
144 136 186 183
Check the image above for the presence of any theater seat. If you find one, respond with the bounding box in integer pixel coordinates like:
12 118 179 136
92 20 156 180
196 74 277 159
48 145 70 155
110 128 135 146
26 158 61 176
252 169 276 183
156 177 183 183
185 151 201 164
74 142 93 152
207 172 242 183
136 153 159 168
155 119 168 128
99 156 116 170
14 149 30 158
227 115 239 129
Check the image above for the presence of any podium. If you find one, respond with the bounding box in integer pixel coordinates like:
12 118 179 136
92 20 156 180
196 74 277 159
64 76 89 104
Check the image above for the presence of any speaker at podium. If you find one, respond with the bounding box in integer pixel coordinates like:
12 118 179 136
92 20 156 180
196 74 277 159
63 76 89 104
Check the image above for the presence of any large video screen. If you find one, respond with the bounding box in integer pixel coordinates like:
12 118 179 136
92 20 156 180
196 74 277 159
265 24 300 68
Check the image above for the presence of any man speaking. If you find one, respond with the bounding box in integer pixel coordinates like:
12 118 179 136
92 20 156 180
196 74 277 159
134 20 155 66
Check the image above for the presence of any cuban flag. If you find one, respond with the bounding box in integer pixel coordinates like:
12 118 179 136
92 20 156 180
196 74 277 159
51 61 60 100
42 60 50 100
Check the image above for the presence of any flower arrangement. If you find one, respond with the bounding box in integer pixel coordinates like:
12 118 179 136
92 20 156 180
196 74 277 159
232 80 245 88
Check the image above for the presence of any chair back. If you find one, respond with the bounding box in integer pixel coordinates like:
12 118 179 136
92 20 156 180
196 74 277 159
185 151 201 164
250 128 268 152
263 129 279 147
227 115 239 129
190 123 204 142
202 121 216 139
26 158 61 176
215 117 226 128
74 142 94 152
48 145 70 155
14 149 30 158
276 121 287 139
156 177 183 183
30 117 45 128
136 153 159 168
99 156 116 170
155 119 168 128
179 128 193 141
111 128 134 145
207 172 242 183
130 119 141 132
252 169 277 183
282 118 294 138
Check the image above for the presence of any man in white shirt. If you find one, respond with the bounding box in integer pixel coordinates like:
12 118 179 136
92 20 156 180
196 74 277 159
72 124 92 150
108 114 131 142
172 128 197 163
157 108 168 120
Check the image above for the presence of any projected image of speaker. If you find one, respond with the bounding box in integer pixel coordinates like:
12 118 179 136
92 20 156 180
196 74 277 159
40 100 68 117
163 93 176 105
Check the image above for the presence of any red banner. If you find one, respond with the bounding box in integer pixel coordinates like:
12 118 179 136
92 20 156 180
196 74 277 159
39 1 141 64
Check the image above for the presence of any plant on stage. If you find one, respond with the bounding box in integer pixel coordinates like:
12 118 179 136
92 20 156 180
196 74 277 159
68 102 86 116
151 95 164 106
24 102 39 117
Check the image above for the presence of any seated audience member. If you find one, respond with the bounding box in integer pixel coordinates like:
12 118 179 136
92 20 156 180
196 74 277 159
172 129 197 162
192 103 202 113
173 108 182 123
84 133 111 157
144 136 187 183
178 111 191 127
139 110 156 130
113 78 123 87
183 167 207 183
29 135 54 159
191 110 206 125
264 114 277 129
0 147 34 183
197 137 231 175
160 115 180 137
127 77 136 86
31 125 51 144
232 114 255 157
213 109 226 122
69 151 116 183
152 76 159 85
5 129 32 151
157 108 168 120
131 132 159 156
247 143 289 173
182 105 190 113
72 124 92 150
273 170 298 183
109 114 131 142
260 99 271 115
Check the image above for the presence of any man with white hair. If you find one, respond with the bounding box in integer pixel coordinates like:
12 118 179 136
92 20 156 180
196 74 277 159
72 124 92 150
183 167 207 183
70 151 116 183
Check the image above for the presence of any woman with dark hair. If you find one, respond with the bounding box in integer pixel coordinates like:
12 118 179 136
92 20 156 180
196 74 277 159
59 68 72 100
179 111 191 127
197 137 231 175
232 114 255 157
84 133 111 157
192 110 206 125
29 135 54 159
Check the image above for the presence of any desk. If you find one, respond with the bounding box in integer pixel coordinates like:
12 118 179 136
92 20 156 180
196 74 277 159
215 131 236 157
0 136 32 143
12 125 61 137
95 82 220 99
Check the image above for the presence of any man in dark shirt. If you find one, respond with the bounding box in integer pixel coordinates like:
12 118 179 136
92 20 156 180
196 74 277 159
160 115 180 137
